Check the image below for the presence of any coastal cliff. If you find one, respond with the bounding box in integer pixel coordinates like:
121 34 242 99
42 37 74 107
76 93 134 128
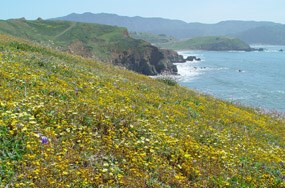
111 45 180 75
0 19 179 75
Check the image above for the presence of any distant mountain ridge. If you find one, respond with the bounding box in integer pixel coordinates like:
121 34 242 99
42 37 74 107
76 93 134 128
53 12 285 45
237 25 285 45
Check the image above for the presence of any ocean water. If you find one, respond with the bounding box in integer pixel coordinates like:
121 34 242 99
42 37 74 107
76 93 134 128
175 45 285 113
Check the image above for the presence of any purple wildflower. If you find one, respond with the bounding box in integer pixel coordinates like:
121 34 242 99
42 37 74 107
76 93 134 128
113 82 119 89
40 136 49 144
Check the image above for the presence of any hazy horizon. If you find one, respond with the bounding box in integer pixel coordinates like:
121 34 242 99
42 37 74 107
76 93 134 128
55 12 284 25
1 0 285 24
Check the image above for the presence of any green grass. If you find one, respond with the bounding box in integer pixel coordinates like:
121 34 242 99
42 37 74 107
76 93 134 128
156 76 178 86
0 34 284 187
130 32 177 44
0 19 144 62
159 36 252 51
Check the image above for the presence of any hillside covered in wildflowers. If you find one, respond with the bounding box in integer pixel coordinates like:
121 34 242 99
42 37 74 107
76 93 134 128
0 35 284 187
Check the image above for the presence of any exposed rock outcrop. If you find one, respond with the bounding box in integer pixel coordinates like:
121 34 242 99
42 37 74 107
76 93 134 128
185 56 201 61
68 40 93 57
112 45 178 75
248 47 264 52
160 49 185 63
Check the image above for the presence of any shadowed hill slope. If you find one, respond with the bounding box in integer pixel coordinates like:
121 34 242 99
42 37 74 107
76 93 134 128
236 25 285 45
0 35 284 187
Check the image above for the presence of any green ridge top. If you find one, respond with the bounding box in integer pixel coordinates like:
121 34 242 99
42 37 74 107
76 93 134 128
159 36 252 51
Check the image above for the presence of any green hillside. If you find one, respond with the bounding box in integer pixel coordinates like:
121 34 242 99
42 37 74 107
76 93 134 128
0 35 284 187
0 19 179 75
130 32 177 45
159 36 252 51
0 18 127 59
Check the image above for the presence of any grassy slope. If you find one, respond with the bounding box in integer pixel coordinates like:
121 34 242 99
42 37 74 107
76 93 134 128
0 19 148 61
160 36 251 51
130 32 177 45
0 35 284 187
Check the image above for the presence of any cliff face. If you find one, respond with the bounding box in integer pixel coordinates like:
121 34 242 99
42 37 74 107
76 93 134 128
160 49 185 63
66 38 179 75
111 45 178 75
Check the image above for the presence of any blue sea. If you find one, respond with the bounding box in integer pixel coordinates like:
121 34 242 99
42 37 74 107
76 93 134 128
175 45 285 113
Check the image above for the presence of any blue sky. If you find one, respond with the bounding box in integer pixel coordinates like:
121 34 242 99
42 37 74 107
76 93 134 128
1 0 285 24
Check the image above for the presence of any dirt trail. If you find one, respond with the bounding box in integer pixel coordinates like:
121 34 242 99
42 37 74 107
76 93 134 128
53 22 77 39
